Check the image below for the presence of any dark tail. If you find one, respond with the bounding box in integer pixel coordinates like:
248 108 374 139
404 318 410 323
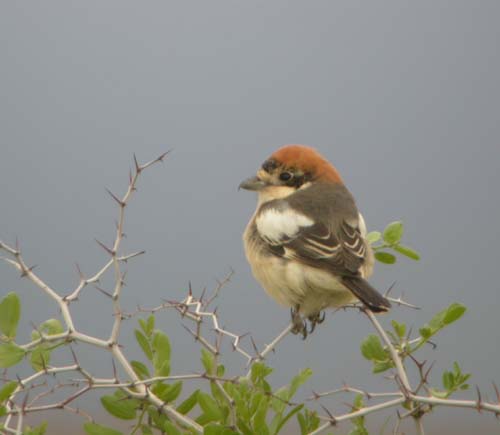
341 276 391 313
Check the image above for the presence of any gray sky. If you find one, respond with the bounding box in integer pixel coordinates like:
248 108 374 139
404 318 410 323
1 1 499 434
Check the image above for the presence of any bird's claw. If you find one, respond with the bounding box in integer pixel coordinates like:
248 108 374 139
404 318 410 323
290 306 308 339
291 308 327 339
307 311 326 334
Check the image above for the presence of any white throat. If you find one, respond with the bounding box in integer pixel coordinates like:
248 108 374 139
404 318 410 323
257 185 296 206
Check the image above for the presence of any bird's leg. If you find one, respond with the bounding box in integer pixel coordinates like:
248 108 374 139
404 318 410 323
290 305 307 339
307 311 326 334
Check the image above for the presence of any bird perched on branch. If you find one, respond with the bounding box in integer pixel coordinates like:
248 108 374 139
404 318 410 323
240 145 390 337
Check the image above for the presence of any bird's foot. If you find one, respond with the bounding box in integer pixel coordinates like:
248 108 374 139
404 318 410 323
290 306 307 339
307 311 326 334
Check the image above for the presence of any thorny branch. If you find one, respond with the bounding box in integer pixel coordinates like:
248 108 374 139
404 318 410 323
307 308 500 435
2 154 500 435
1 152 202 434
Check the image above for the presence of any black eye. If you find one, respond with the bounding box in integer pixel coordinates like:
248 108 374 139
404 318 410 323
279 172 292 181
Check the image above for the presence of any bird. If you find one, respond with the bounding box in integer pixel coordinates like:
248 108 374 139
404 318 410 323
239 145 390 337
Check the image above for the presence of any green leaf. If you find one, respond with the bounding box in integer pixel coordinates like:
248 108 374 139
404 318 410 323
198 392 223 422
217 364 225 377
273 404 304 434
374 251 397 264
372 361 394 373
131 360 150 380
39 318 64 335
83 422 123 435
289 368 313 399
100 391 138 420
138 318 148 334
393 244 420 261
138 316 155 337
155 381 182 403
135 329 153 361
204 423 239 435
147 406 167 429
383 221 403 244
419 326 431 339
270 386 288 414
353 393 364 410
429 388 449 399
253 396 270 435
152 330 171 376
349 427 369 435
146 315 155 336
360 335 386 361
297 413 307 434
442 371 454 390
201 348 215 374
23 422 48 435
250 362 273 386
0 292 21 339
177 389 199 414
163 421 182 435
297 410 320 434
443 303 467 325
30 344 51 372
0 381 17 403
391 320 406 339
0 342 25 368
418 303 467 347
0 406 5 417
366 231 381 244
236 418 254 435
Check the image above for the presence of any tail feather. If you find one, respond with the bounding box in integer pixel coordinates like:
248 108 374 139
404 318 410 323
341 276 391 313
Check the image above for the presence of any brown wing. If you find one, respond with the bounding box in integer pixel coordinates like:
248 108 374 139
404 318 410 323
282 220 366 275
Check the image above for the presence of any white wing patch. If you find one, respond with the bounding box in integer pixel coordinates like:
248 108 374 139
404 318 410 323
357 212 367 237
256 208 314 244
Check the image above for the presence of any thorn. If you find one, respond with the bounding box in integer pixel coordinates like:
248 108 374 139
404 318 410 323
95 239 115 256
250 336 260 356
200 287 207 302
133 153 141 173
94 285 113 299
188 281 192 296
493 381 500 404
156 150 171 163
41 353 48 373
182 324 198 341
426 339 438 350
476 385 483 412
15 236 20 254
129 168 133 184
320 404 337 426
112 358 118 381
384 281 397 297
20 264 37 278
105 188 125 207
121 270 128 286
406 326 413 342
70 347 79 366
422 361 436 384
22 388 30 411
75 263 85 280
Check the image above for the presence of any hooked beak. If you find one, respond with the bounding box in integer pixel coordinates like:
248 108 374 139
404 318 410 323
238 175 268 191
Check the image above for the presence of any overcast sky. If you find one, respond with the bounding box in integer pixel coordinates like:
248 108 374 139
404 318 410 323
1 2 499 434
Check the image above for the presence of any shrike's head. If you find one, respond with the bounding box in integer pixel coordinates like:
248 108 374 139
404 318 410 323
239 145 343 203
